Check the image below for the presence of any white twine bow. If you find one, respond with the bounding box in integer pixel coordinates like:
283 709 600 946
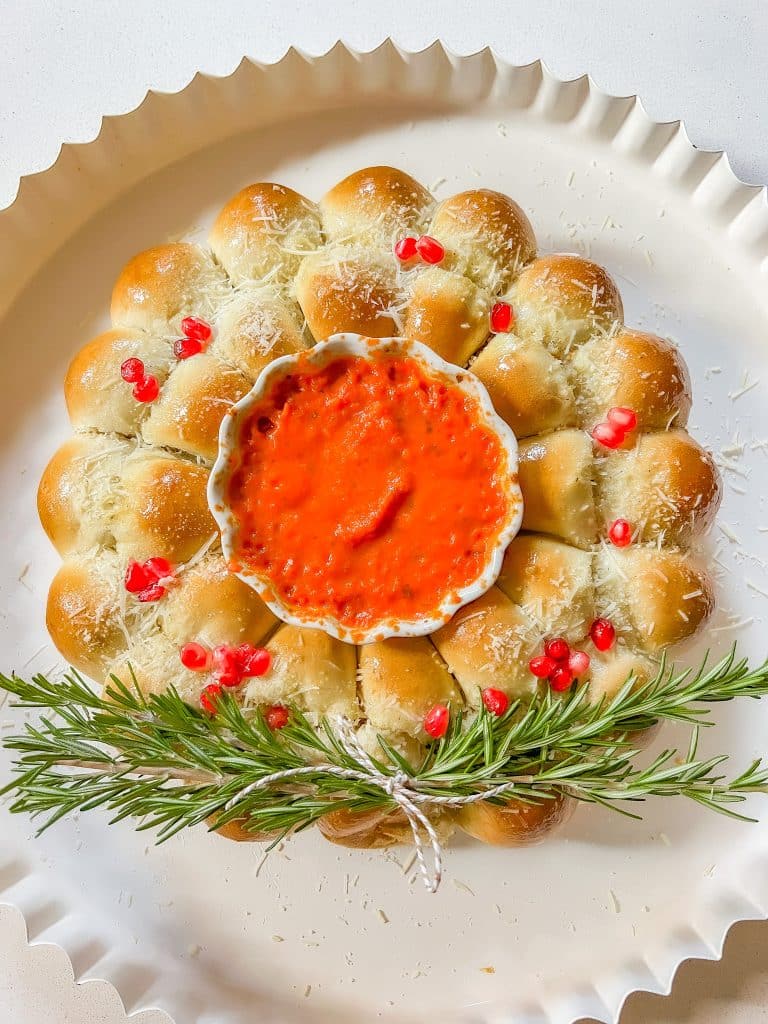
222 716 533 893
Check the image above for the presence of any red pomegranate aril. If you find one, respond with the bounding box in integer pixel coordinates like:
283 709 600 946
607 407 637 432
181 316 212 342
489 301 514 333
608 518 632 547
394 236 418 261
266 705 290 730
174 336 203 360
590 617 616 652
213 645 239 675
415 235 445 264
124 560 151 593
144 556 173 580
550 666 574 692
200 683 222 714
217 668 242 688
481 687 510 716
241 648 271 678
132 375 159 403
591 422 624 449
424 703 450 739
568 650 591 676
137 582 166 602
544 637 570 662
180 642 211 671
120 357 145 383
529 654 556 678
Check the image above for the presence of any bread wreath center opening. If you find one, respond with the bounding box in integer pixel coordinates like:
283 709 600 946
210 335 523 643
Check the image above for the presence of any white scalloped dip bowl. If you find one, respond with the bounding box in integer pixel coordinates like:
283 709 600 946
208 333 524 644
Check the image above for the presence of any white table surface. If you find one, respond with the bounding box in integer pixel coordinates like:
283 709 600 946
1 2 767 1021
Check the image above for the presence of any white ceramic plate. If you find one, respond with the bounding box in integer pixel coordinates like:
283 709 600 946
1 43 768 1024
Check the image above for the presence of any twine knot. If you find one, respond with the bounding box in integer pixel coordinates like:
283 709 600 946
222 716 529 893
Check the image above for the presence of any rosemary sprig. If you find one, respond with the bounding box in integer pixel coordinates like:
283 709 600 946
1 645 767 845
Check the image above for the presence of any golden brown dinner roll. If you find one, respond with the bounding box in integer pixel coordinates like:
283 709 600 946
594 545 715 650
320 166 433 244
403 266 491 366
571 327 692 430
46 552 128 679
38 434 131 556
111 243 229 333
64 328 173 436
358 636 463 740
142 353 251 460
108 632 207 703
596 430 722 546
243 624 358 719
38 435 215 563
496 534 594 641
517 430 597 548
471 332 577 437
509 254 623 357
456 792 572 846
210 818 279 843
432 587 537 707
113 456 215 563
211 286 308 381
161 553 277 649
585 646 657 704
318 807 415 848
295 246 403 341
209 182 322 286
429 189 536 292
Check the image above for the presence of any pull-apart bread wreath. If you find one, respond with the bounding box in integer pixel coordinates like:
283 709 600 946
38 166 721 849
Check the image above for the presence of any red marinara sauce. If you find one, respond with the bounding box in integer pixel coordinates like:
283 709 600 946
227 351 511 633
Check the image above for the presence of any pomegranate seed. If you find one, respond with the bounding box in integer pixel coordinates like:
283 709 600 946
550 666 574 692
608 407 637 432
424 703 450 739
608 518 633 547
124 560 151 593
591 422 624 449
241 648 271 678
394 236 418 261
481 687 510 716
415 235 445 265
200 683 222 714
266 705 290 730
568 650 591 676
132 375 159 403
120 357 145 383
529 655 556 678
544 637 570 662
590 617 616 652
144 556 174 580
174 336 203 360
489 301 514 333
137 582 166 602
212 644 238 673
217 668 242 688
180 642 211 671
181 316 212 342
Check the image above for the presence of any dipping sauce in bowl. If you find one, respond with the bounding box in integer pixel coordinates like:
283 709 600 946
209 335 523 643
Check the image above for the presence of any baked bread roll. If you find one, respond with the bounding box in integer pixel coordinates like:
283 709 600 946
39 166 722 852
517 430 597 548
471 332 576 438
596 430 721 545
111 243 229 332
509 253 623 357
321 166 433 244
429 189 536 291
209 183 322 286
